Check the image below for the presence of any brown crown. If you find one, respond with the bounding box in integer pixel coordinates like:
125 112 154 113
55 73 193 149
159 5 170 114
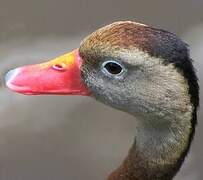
79 21 188 61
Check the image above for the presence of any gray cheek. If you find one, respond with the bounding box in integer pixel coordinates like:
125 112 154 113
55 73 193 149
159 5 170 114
81 65 138 112
81 63 168 116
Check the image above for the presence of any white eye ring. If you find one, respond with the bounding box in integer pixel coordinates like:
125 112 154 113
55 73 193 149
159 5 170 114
101 60 126 77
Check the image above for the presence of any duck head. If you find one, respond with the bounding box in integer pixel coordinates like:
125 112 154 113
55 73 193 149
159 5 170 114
5 21 198 117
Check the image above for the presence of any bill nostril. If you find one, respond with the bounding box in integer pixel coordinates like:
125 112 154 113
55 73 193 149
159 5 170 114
52 64 66 71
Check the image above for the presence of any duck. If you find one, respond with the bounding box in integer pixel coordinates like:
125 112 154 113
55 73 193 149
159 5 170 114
5 21 199 180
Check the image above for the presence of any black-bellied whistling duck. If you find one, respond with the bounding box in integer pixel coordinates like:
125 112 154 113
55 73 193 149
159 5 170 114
5 21 199 180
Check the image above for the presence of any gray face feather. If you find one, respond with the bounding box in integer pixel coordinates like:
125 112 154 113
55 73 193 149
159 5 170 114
83 49 191 112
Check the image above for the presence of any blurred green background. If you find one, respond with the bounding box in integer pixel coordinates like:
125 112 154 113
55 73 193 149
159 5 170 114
0 0 202 179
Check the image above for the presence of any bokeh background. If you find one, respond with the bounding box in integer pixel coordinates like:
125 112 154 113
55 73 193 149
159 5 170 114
0 0 202 179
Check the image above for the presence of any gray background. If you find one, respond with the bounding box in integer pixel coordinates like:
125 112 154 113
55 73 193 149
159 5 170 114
0 0 202 179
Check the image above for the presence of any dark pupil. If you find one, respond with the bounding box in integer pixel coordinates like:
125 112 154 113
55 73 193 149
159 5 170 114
104 62 122 74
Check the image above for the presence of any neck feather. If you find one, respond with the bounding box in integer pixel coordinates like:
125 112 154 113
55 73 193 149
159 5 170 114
108 105 195 180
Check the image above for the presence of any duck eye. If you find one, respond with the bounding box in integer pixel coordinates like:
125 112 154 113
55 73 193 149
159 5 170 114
102 61 124 76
